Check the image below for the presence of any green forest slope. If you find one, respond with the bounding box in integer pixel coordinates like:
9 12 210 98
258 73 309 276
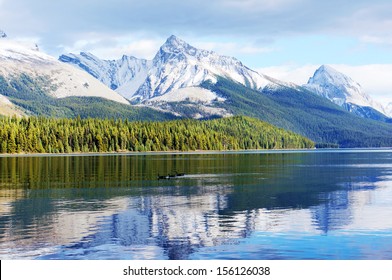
0 115 314 154
202 78 392 148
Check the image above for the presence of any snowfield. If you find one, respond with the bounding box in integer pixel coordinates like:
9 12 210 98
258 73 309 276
147 87 226 103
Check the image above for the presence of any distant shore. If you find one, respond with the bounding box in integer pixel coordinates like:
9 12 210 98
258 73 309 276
1 147 391 158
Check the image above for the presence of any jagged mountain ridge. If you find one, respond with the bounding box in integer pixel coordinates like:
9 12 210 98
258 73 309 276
60 35 296 104
134 35 280 100
60 36 390 122
304 65 389 120
59 52 151 98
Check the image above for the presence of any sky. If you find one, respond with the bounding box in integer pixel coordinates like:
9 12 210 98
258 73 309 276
1 0 392 104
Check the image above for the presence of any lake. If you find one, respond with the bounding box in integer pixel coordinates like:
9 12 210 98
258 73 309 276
0 149 392 260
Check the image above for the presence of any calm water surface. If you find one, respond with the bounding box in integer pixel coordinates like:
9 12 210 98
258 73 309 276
0 150 392 260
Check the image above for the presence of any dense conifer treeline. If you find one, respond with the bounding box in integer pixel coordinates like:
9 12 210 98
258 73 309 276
0 116 314 154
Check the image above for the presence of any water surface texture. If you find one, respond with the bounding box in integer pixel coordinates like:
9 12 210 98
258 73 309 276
1 150 392 259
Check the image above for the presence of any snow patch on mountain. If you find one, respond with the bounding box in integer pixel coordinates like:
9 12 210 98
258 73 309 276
0 39 129 105
143 86 231 118
304 65 387 117
147 87 225 103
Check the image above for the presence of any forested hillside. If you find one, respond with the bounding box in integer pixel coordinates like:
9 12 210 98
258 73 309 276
0 74 175 120
202 78 392 148
0 116 314 154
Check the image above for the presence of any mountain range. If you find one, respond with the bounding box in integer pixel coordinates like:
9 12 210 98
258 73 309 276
1 32 391 147
60 35 301 119
60 35 391 120
0 33 174 120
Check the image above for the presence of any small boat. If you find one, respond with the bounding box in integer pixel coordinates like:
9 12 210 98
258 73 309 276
157 174 169 180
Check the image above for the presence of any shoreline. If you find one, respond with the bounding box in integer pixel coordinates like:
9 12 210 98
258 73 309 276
0 147 391 158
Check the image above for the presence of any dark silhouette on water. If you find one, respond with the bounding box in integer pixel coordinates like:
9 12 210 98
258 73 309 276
157 171 185 180
157 174 170 180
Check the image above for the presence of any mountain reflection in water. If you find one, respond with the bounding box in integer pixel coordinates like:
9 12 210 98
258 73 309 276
0 150 392 259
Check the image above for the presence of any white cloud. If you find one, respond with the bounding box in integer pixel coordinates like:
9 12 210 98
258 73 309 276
257 64 315 85
57 34 276 62
57 34 163 60
360 35 392 46
340 3 392 39
97 39 162 60
197 41 275 57
4 0 392 55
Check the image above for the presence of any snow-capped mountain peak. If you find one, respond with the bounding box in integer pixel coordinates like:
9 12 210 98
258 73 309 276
156 35 213 61
155 35 251 73
59 35 299 118
134 35 277 100
60 35 280 104
304 65 388 118
309 65 358 90
161 35 190 52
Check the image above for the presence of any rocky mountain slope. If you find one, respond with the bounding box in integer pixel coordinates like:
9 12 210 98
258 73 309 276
0 34 129 106
0 94 25 117
304 65 389 121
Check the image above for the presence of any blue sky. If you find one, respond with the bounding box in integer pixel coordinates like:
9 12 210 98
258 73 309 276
1 0 392 103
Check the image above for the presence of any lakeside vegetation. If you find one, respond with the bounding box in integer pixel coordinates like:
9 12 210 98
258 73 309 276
0 115 314 154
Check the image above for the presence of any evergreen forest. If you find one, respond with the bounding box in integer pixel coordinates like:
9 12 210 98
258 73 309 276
0 115 314 154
